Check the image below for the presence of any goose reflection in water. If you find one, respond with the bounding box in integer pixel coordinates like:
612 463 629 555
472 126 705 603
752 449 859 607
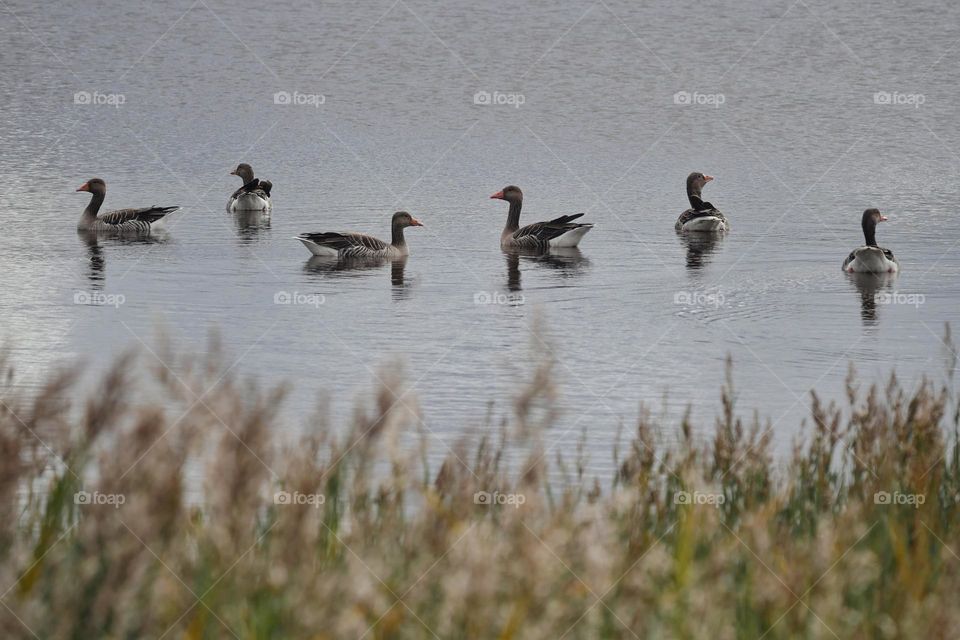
847 272 896 327
232 210 271 243
677 231 723 270
503 247 590 292
304 255 409 298
78 231 106 288
78 229 167 287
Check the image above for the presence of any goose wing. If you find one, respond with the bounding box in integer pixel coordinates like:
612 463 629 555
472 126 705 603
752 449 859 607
688 195 719 212
297 231 389 254
511 213 591 247
842 249 857 270
98 205 179 226
230 179 270 200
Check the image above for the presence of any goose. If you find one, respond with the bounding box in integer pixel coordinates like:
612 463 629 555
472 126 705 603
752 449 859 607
843 209 899 273
490 185 593 249
675 173 729 232
76 178 179 233
295 212 424 258
227 163 272 212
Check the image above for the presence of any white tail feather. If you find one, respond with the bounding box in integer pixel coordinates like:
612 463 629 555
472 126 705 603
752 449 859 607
296 237 338 257
846 247 899 273
230 193 271 212
681 216 726 232
548 225 593 248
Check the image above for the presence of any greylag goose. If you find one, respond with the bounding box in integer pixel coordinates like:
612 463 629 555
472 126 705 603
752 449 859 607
76 179 179 233
843 209 899 273
490 185 593 249
295 211 423 258
675 173 729 232
227 163 272 212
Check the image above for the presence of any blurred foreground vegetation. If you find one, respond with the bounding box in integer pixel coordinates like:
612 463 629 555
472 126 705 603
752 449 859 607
1 329 959 639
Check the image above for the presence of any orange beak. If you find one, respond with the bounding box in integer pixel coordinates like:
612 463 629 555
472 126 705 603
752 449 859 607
76 182 90 192
410 217 424 227
703 175 714 182
490 190 504 200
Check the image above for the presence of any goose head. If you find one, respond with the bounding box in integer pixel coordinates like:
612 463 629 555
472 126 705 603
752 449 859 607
490 185 523 204
686 172 713 198
76 178 106 196
392 211 424 229
861 208 888 247
230 163 255 184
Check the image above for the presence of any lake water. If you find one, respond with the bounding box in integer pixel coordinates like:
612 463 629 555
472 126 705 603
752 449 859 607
2 0 958 478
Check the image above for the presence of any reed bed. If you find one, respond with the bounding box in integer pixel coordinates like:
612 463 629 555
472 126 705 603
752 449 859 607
1 329 959 639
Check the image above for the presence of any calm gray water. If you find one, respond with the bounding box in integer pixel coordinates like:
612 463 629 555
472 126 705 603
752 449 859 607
2 0 958 476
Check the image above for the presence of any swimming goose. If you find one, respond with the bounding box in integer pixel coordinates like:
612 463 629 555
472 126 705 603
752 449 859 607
227 163 272 212
490 185 593 249
76 178 179 233
843 209 899 273
295 212 424 258
675 173 729 232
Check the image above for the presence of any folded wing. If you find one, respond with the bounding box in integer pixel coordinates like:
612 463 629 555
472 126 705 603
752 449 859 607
511 213 591 248
98 205 179 227
297 232 389 258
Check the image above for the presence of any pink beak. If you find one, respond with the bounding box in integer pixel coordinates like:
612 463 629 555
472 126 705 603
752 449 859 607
410 217 424 227
703 175 714 182
879 215 888 222
76 182 90 192
490 190 504 200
